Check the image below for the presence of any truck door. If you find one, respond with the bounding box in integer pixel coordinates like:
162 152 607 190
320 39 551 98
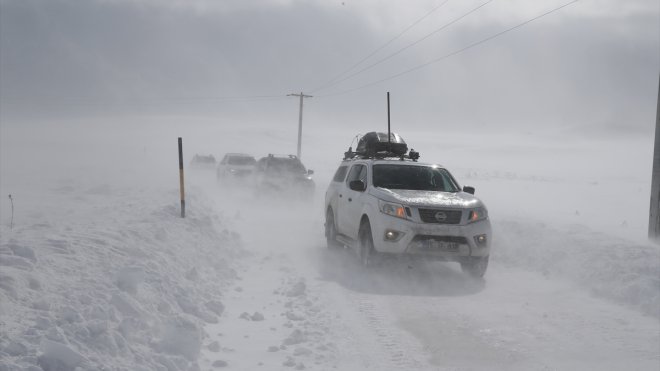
338 164 369 240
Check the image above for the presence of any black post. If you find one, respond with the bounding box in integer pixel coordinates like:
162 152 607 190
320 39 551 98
178 137 185 218
387 92 391 151
8 194 13 230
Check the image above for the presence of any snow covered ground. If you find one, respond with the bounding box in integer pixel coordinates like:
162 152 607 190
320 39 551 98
1 119 659 370
0 179 244 370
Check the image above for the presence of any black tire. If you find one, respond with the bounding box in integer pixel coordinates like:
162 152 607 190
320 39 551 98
460 256 489 278
325 210 342 249
358 221 375 267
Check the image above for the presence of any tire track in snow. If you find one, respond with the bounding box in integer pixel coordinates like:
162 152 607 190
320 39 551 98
345 291 429 370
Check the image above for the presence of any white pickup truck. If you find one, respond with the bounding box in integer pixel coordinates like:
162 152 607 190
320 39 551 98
324 157 491 277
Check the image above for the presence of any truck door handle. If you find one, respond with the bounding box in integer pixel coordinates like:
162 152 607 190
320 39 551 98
339 194 342 198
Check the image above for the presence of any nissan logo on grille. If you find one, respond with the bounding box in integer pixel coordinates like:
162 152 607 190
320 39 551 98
434 211 447 222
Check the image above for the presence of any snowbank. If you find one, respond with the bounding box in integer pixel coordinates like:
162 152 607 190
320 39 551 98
494 218 660 319
0 183 242 371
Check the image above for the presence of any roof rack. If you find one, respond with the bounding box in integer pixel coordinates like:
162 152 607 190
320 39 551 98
343 148 420 161
343 131 420 162
267 154 299 159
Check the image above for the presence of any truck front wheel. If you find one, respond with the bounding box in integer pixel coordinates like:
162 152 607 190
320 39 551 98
358 222 375 267
460 256 489 278
325 210 342 250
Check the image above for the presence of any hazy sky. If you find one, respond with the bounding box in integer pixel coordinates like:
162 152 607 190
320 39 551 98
0 0 658 134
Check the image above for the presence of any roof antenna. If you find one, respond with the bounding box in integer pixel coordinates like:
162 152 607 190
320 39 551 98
387 92 391 153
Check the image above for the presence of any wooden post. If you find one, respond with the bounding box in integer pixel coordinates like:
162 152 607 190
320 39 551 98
8 194 13 230
178 137 185 218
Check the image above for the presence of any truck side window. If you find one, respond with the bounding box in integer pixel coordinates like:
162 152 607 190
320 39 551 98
346 164 367 186
358 165 368 185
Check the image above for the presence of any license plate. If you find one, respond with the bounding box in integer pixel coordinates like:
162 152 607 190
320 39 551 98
425 240 459 251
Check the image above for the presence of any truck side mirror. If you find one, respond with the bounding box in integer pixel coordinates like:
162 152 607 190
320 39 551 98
349 180 366 192
463 186 475 195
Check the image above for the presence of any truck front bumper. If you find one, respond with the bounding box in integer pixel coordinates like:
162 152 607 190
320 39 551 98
371 217 491 261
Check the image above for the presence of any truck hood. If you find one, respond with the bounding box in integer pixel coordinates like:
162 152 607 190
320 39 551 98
371 188 482 208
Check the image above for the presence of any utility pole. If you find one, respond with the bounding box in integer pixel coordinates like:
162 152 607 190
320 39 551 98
649 76 660 240
287 92 313 159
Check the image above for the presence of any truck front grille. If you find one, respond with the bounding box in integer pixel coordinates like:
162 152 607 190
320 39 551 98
418 209 462 224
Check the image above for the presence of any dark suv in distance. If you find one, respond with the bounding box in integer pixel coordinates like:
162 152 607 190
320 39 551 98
216 153 257 183
254 154 315 200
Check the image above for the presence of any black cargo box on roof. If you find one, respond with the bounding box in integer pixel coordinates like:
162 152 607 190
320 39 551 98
356 132 408 157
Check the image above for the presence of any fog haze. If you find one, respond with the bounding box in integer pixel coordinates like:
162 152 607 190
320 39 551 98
1 2 660 370
2 0 659 235
1 0 657 133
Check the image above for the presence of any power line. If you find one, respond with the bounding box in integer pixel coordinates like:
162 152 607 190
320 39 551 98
310 0 451 93
314 0 497 93
0 94 288 108
317 0 580 98
1 94 286 102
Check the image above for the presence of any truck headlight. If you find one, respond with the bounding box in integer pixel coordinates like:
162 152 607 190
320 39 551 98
379 201 408 219
468 208 487 223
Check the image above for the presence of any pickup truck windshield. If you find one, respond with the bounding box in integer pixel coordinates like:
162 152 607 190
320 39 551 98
372 164 459 192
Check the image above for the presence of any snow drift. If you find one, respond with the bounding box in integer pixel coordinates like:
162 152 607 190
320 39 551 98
0 183 242 371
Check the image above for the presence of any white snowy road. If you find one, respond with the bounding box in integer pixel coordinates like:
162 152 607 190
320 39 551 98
197 176 660 371
0 164 657 371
